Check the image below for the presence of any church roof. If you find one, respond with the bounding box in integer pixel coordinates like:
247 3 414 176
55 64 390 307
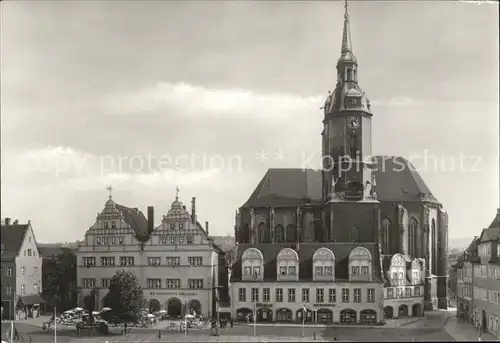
488 209 500 228
243 155 439 208
231 242 382 283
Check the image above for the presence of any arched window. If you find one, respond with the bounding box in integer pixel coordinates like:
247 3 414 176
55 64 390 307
346 68 352 81
349 134 358 158
350 227 359 243
431 219 436 275
274 225 284 243
312 247 335 281
411 259 422 285
241 248 264 281
382 218 391 254
409 218 418 257
349 247 372 281
276 248 299 281
259 222 270 243
286 225 296 243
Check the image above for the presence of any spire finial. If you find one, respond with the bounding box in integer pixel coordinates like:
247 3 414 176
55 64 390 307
175 185 179 200
107 185 113 200
344 0 348 19
341 0 353 54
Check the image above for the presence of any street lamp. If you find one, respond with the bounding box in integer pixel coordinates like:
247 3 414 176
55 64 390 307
213 285 223 337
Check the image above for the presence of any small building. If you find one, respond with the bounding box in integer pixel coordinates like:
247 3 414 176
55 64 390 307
455 237 480 322
381 254 425 319
1 218 45 320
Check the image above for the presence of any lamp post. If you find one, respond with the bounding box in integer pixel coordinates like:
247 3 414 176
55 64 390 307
213 285 223 337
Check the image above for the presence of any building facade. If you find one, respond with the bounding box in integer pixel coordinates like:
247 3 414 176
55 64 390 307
381 254 425 319
231 1 448 324
77 191 229 319
1 218 44 320
471 209 500 336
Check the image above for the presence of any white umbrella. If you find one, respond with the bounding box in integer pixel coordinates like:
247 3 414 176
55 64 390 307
159 309 167 313
64 310 74 314
101 307 112 311
185 314 195 319
147 313 155 318
73 307 83 312
92 311 100 315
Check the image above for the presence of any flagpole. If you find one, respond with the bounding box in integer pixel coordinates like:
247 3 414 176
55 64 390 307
10 321 14 343
54 306 57 343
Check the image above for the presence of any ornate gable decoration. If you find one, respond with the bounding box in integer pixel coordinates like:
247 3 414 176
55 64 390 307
162 199 191 224
313 247 335 261
277 248 299 261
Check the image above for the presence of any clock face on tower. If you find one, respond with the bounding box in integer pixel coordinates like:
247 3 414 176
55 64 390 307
347 116 360 129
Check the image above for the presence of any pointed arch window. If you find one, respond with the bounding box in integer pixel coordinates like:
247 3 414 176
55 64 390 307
259 223 270 244
431 219 436 275
286 225 296 243
349 134 358 158
275 225 285 243
409 218 418 257
346 68 352 81
350 227 359 243
382 218 391 254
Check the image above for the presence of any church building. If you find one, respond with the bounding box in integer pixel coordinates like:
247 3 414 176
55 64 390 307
230 1 448 324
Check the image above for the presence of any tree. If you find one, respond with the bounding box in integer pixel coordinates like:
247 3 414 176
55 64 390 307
102 270 143 331
42 248 77 312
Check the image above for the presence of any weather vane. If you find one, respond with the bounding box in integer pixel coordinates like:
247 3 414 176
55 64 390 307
175 185 179 200
107 185 113 199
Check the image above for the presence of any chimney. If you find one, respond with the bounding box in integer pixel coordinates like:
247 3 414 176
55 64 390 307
5 218 11 226
191 197 197 224
147 206 154 235
13 219 19 225
205 221 209 236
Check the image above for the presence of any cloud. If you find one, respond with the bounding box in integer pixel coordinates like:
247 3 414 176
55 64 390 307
371 96 423 107
103 82 322 120
4 146 240 191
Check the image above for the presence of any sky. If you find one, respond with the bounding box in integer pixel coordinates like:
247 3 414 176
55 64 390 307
1 1 498 243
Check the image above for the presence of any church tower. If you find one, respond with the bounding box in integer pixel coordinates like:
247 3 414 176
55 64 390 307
322 1 379 243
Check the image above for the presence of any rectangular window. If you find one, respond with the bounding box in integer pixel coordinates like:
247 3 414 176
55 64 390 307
148 257 161 266
187 236 193 244
27 249 32 256
244 266 251 275
280 266 287 275
253 266 260 277
342 288 349 303
100 257 115 267
328 288 336 303
118 236 124 244
166 257 180 267
288 289 296 303
405 287 412 297
316 289 324 303
101 278 111 288
6 285 12 295
111 236 116 245
147 279 162 289
354 288 361 303
387 288 394 298
324 266 333 275
361 266 369 275
21 284 25 295
33 267 38 275
367 288 375 303
188 279 204 289
83 257 96 267
82 278 96 288
263 288 270 302
96 237 101 245
33 283 38 293
188 257 203 266
21 267 25 275
251 288 259 302
302 288 310 303
352 266 359 276
119 256 134 266
396 288 402 298
238 288 246 302
166 279 181 289
7 267 13 276
288 266 296 275
315 266 323 275
276 288 283 302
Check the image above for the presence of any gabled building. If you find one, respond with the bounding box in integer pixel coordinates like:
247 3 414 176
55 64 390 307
77 189 230 319
1 218 45 320
231 2 449 325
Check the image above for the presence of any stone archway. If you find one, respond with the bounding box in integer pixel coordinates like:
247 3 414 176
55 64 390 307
398 304 409 317
149 299 161 313
384 306 394 319
412 303 422 317
481 309 487 331
166 297 182 318
188 299 202 316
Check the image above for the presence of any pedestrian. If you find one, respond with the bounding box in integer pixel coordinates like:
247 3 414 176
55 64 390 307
13 327 20 340
230 319 234 328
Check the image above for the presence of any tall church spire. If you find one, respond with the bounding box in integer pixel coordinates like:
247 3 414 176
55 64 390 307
341 0 352 54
